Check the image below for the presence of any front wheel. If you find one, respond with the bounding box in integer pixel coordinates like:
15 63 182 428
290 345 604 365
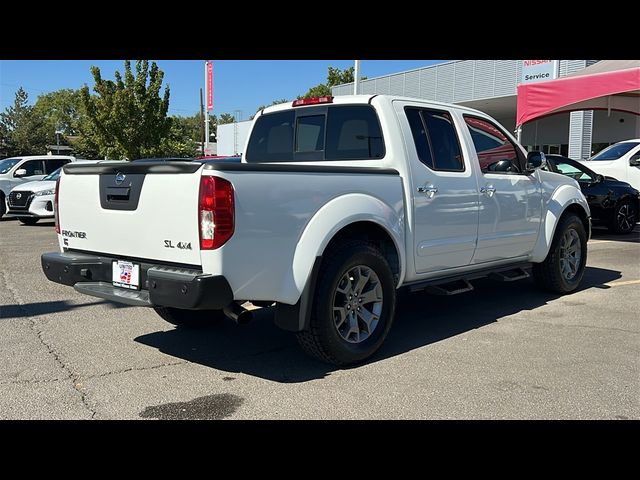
153 306 225 328
296 241 396 366
19 217 39 225
608 200 637 235
533 213 587 294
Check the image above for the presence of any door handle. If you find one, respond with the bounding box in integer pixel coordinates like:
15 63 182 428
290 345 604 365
480 185 496 197
417 184 438 198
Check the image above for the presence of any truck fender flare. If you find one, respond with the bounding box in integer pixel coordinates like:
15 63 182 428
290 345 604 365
275 193 404 332
530 184 591 263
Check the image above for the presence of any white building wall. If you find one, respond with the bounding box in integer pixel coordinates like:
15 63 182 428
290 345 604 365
217 121 252 156
521 113 571 146
592 111 639 144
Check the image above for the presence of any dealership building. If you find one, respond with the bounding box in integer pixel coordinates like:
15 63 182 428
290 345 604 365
218 60 640 158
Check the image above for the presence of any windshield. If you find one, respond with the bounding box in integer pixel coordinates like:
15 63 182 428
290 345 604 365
0 157 21 174
591 142 639 161
553 159 594 182
43 167 62 181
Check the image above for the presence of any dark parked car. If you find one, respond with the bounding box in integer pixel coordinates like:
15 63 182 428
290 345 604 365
545 154 639 234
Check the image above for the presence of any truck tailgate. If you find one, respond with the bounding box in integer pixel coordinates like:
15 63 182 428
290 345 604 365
58 161 202 266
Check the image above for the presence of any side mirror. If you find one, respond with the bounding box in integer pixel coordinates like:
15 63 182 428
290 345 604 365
526 151 547 172
14 168 27 177
630 154 640 167
595 174 605 183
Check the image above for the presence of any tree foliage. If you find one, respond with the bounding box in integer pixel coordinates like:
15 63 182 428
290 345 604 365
80 60 171 160
218 113 236 125
0 87 46 156
300 66 364 99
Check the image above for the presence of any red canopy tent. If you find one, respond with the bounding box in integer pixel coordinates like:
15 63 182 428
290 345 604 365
516 60 640 128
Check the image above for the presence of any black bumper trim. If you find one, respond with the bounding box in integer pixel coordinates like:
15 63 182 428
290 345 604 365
75 282 152 307
41 251 233 310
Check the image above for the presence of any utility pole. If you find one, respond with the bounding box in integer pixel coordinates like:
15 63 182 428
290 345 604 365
199 88 205 156
205 61 211 153
354 60 361 95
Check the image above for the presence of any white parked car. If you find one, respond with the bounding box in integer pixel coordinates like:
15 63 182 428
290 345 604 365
6 160 101 225
579 139 640 190
0 155 76 219
41 95 590 366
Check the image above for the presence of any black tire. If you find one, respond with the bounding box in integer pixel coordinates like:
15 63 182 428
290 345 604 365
533 213 587 294
296 241 396 366
153 306 225 328
19 217 39 225
0 193 5 218
608 200 637 235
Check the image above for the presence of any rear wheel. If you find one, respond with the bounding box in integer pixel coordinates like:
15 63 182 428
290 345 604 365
153 306 225 328
19 217 39 225
296 241 396 366
533 213 587 294
608 200 637 234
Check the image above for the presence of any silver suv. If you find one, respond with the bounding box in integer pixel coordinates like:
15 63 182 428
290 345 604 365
0 155 75 218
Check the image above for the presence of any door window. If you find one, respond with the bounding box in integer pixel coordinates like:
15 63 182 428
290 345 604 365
45 159 70 173
464 116 523 174
17 160 45 176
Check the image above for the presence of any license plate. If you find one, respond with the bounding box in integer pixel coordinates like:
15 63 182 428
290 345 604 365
112 260 140 290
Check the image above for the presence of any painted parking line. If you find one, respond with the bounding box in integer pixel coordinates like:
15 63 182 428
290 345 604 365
604 279 640 288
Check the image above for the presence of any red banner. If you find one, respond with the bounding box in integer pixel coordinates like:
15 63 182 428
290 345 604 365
206 61 213 111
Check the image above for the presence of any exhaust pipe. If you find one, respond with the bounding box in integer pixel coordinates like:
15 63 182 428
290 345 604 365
223 302 253 325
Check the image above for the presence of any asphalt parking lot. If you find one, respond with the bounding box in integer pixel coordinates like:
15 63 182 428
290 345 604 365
0 218 638 420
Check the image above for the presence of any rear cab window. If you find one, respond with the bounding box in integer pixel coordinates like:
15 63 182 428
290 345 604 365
245 105 385 162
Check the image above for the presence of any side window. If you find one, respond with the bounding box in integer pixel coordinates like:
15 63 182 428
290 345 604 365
296 115 325 152
422 111 464 171
245 111 295 162
18 160 45 176
464 116 521 174
405 108 434 169
45 159 70 173
404 107 464 172
325 106 384 160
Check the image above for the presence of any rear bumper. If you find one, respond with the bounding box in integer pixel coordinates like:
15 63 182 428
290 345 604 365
41 251 233 310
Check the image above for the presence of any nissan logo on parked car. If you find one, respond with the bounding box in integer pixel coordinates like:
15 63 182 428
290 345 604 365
16 193 22 199
115 172 126 185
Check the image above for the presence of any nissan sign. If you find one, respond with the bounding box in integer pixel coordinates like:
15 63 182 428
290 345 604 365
521 60 558 84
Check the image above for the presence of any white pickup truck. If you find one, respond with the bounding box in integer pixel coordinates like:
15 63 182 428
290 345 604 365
41 95 591 366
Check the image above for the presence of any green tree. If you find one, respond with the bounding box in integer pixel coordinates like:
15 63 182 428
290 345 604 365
218 113 235 125
300 66 365 99
160 119 198 157
28 88 85 154
80 60 171 160
0 87 44 156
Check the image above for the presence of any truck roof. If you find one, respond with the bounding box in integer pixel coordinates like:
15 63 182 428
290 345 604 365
260 94 493 118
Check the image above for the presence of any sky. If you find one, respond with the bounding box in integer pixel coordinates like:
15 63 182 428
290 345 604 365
0 60 445 121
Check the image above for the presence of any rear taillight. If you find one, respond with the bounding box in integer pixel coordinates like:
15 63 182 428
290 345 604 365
54 176 61 234
199 176 234 250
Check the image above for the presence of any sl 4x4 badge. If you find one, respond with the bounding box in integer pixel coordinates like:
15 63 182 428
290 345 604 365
164 240 192 250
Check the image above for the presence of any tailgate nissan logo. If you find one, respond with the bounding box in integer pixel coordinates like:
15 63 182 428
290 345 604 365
115 172 126 185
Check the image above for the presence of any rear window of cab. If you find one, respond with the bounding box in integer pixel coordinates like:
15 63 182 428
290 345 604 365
245 105 385 162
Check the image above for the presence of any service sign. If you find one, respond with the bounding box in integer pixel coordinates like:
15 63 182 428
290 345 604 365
521 60 558 84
